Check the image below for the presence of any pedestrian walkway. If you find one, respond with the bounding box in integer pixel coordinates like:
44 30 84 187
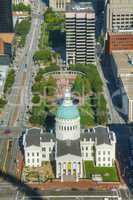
29 179 121 190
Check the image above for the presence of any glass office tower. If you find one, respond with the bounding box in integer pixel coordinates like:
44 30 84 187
0 0 13 32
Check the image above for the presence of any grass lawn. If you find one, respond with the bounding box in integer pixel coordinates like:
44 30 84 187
84 161 119 182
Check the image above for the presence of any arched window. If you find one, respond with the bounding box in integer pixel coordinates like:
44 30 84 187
67 126 69 131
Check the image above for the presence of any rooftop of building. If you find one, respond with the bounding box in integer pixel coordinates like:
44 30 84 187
25 128 56 147
24 126 115 149
0 55 10 66
109 29 133 35
112 51 133 99
109 0 133 5
81 126 115 145
57 139 81 157
56 89 80 120
66 1 94 13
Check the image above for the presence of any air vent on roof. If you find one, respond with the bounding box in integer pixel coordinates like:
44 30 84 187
128 54 133 65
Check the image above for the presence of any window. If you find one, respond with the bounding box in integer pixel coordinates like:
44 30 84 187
98 163 101 167
103 157 105 161
86 147 88 151
108 151 110 155
42 147 46 151
49 147 51 152
37 159 39 163
27 153 30 157
32 159 34 163
70 126 72 130
32 153 34 156
108 157 110 161
86 153 88 157
98 151 101 155
37 153 39 157
103 151 105 155
82 147 84 150
98 157 101 161
27 159 30 163
42 154 46 158
64 126 66 131
67 126 69 131
108 163 110 167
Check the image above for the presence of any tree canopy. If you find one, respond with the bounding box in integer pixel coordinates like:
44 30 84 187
13 3 31 12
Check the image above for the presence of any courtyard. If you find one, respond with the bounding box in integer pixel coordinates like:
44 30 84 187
84 161 119 182
23 161 55 183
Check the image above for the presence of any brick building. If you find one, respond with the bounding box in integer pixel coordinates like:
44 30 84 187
107 32 133 54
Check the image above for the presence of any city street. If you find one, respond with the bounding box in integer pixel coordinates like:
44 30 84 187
1 0 44 128
0 0 45 194
0 186 130 200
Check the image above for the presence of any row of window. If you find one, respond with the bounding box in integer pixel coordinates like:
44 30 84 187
27 152 39 157
42 147 55 152
82 146 93 151
58 125 78 131
98 151 110 155
98 157 111 162
27 158 40 163
98 163 111 167
82 152 93 157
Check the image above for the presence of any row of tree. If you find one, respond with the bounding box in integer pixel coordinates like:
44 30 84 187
12 3 31 13
15 18 31 47
71 64 108 126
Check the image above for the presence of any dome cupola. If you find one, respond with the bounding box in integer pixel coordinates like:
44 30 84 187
56 89 80 141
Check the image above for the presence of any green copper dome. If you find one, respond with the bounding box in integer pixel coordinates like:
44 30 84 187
56 89 80 120
57 104 79 119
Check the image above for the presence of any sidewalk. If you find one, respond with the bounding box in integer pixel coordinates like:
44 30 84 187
29 179 121 190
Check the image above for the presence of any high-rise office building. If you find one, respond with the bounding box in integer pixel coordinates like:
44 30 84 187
65 2 95 65
105 0 133 54
0 0 13 33
105 0 133 33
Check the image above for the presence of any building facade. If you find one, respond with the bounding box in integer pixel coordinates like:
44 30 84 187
49 0 71 11
111 51 133 122
0 0 13 33
107 32 133 54
13 0 30 4
104 0 133 54
105 0 133 33
65 2 96 65
23 90 116 181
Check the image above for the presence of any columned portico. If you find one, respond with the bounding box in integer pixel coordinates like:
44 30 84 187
56 154 83 182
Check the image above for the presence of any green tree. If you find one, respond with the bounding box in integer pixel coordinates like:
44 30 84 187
44 8 64 31
72 75 84 96
46 76 57 96
96 94 108 125
33 49 51 63
32 81 45 95
32 95 40 104
12 3 31 12
15 18 31 47
79 103 95 127
43 64 60 73
4 69 15 93
0 98 7 108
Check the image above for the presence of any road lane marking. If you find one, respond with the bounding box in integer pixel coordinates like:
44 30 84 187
2 140 9 172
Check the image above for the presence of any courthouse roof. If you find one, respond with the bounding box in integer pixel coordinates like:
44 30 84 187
57 139 81 157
